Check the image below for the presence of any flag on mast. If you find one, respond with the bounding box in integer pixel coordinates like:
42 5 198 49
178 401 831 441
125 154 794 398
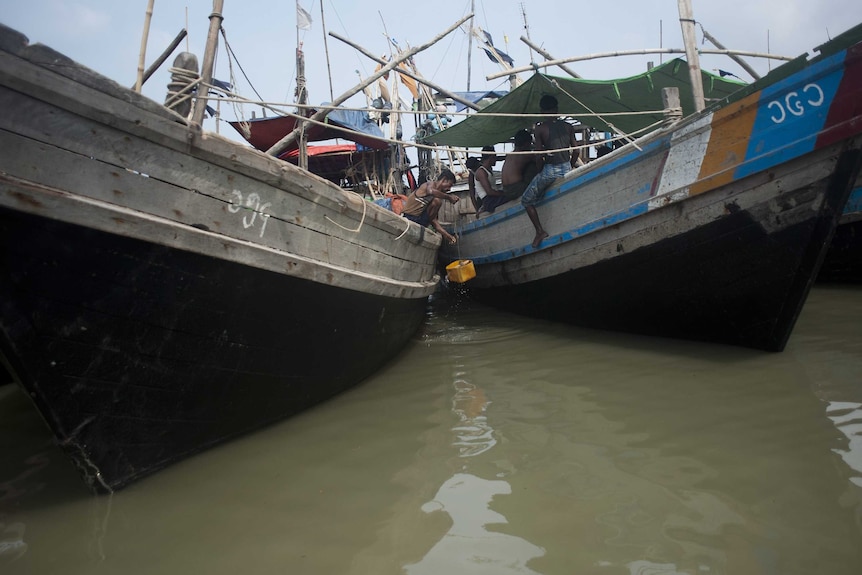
297 2 313 30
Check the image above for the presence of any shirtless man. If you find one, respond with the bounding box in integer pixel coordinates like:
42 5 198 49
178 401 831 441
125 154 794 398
500 129 538 202
521 95 578 249
402 169 460 244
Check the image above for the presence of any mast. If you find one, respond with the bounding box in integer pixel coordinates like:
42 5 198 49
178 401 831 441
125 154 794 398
700 26 760 80
329 32 480 112
520 36 581 79
296 42 308 169
520 3 534 65
677 0 705 112
191 0 224 126
467 0 474 91
320 2 334 101
295 1 313 169
268 14 473 157
135 0 155 93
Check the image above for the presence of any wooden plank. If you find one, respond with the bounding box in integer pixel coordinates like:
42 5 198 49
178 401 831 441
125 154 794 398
0 48 440 252
0 84 437 272
0 130 436 286
471 144 839 285
0 174 437 299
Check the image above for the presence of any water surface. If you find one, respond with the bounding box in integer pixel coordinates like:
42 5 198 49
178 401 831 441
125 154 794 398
2 286 861 574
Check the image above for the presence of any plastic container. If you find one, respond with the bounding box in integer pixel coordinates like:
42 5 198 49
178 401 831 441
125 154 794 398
445 260 476 283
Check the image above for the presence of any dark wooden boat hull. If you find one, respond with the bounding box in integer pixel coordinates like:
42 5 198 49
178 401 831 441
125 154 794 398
468 152 856 351
0 23 441 493
0 207 427 492
820 184 862 283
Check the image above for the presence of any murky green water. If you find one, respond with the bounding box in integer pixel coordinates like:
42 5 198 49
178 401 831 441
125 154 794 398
2 286 861 574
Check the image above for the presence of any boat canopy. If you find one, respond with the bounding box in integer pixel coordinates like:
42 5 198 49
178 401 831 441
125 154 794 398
230 104 389 156
424 58 746 147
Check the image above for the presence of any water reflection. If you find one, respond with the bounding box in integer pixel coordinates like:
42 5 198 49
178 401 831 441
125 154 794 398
405 308 545 573
409 291 862 574
451 379 496 458
0 522 27 562
827 402 862 488
404 473 545 574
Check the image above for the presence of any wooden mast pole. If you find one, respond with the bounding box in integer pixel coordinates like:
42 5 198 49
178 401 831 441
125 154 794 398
267 13 473 157
329 31 480 113
132 28 188 91
677 0 705 112
467 0 474 91
700 26 761 80
520 36 581 79
191 0 224 126
296 41 308 169
319 3 335 101
486 48 791 80
135 0 155 93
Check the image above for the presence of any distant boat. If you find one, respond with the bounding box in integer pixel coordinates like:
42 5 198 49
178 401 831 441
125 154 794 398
434 23 862 351
228 111 398 187
0 16 441 493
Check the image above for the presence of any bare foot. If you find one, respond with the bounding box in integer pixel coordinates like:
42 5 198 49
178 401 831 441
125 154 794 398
531 231 548 249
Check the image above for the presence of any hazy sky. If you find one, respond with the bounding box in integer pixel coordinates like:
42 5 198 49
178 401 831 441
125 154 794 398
3 0 861 145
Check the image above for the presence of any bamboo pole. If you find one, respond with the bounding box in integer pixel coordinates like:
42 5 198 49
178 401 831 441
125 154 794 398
329 31 480 113
135 0 155 93
319 2 334 101
467 0 474 91
700 26 761 81
520 35 581 79
191 0 224 127
677 0 704 112
267 13 473 157
486 48 792 80
131 28 187 90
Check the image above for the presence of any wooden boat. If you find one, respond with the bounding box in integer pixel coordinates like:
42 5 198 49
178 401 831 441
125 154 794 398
819 181 862 282
0 15 442 493
435 23 862 352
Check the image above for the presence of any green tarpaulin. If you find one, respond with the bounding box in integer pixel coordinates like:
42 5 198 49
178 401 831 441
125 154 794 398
423 58 746 148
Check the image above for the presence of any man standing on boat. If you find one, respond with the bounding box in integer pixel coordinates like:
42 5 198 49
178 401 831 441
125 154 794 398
522 95 578 249
402 169 460 244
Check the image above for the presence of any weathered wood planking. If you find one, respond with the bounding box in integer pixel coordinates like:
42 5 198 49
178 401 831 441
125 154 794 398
474 151 839 287
0 173 435 299
0 45 439 253
0 126 434 288
0 54 440 290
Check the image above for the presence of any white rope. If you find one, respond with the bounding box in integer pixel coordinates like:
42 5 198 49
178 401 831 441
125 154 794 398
324 193 367 233
393 218 410 240
164 66 201 112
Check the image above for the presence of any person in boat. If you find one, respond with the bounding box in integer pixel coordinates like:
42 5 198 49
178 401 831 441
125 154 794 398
474 146 505 216
465 156 482 212
521 94 578 249
499 128 538 205
476 146 508 218
402 169 460 244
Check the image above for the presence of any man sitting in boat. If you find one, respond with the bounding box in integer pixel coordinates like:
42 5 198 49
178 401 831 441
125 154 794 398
402 169 460 244
474 146 505 216
465 156 482 212
499 128 538 206
522 95 578 249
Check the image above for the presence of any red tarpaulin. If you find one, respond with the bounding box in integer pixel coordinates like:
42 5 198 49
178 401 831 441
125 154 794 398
229 113 389 157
